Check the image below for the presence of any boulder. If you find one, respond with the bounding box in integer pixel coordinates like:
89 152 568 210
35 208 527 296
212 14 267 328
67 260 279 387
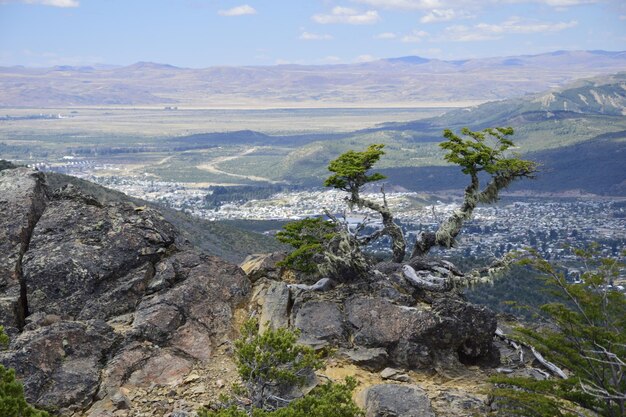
341 348 389 372
239 252 286 282
0 320 117 413
293 300 346 347
258 280 291 332
273 288 497 372
22 187 177 318
362 384 435 417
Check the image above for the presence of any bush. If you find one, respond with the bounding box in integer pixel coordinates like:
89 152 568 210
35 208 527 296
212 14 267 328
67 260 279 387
198 319 362 417
275 218 337 275
490 248 626 417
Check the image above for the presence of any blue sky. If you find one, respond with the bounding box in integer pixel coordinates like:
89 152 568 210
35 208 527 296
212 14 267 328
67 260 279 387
0 0 625 67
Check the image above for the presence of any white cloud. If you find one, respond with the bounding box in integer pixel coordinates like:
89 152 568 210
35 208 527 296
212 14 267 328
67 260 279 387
401 29 429 42
442 25 499 41
312 6 380 24
351 0 600 9
374 32 397 39
442 17 578 41
218 4 256 16
299 31 333 40
355 54 377 62
619 15 626 20
0 0 79 7
420 8 474 23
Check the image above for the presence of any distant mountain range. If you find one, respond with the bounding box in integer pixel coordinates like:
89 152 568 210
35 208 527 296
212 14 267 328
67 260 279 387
1 50 625 107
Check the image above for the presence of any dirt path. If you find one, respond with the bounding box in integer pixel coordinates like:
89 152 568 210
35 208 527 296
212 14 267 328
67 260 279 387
196 147 283 184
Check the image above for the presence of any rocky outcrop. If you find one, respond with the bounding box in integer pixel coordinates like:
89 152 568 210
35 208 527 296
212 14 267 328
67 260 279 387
1 166 502 417
0 168 251 416
252 273 498 373
0 167 47 335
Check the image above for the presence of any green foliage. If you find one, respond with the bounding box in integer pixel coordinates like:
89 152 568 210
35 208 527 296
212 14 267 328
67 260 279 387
490 248 626 417
440 127 536 177
275 218 337 274
324 144 386 192
0 326 8 349
200 378 363 417
199 319 362 417
234 319 323 394
0 327 49 417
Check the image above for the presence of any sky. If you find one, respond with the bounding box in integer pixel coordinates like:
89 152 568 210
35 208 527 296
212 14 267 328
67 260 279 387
0 0 625 68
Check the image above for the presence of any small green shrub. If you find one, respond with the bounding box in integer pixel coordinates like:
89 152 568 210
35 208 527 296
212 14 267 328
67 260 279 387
233 318 323 409
0 327 8 349
198 319 362 417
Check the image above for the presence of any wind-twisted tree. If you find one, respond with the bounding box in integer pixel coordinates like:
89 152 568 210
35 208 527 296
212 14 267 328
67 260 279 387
278 127 536 282
412 127 536 257
324 144 406 263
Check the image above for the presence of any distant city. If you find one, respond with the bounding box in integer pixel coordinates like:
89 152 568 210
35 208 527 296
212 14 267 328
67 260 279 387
36 161 626 280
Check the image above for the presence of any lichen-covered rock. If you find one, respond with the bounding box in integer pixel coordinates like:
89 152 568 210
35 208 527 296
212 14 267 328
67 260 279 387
258 280 291 332
0 320 117 413
0 167 47 334
0 167 252 416
362 384 435 417
341 348 389 372
239 252 286 282
286 286 497 372
22 186 177 318
293 300 345 347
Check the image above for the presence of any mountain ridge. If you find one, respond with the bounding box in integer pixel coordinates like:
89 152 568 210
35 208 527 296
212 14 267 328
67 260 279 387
2 50 625 107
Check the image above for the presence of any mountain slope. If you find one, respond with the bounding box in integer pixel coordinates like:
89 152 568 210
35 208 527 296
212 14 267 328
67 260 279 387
43 171 285 262
245 74 626 195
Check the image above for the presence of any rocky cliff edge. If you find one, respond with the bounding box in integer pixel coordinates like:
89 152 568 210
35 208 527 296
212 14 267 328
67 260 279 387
1 165 510 417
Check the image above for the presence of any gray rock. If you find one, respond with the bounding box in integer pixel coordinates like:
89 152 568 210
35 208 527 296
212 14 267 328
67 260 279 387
0 320 118 412
430 389 491 416
239 252 286 282
380 368 411 382
294 300 345 347
22 189 177 318
342 348 389 371
363 384 435 417
111 392 132 410
289 277 335 292
0 167 252 415
259 280 291 332
0 167 47 333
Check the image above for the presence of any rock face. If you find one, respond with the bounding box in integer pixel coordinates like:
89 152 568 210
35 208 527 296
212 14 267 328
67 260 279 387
0 167 47 335
0 168 250 416
362 384 435 417
253 273 498 373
